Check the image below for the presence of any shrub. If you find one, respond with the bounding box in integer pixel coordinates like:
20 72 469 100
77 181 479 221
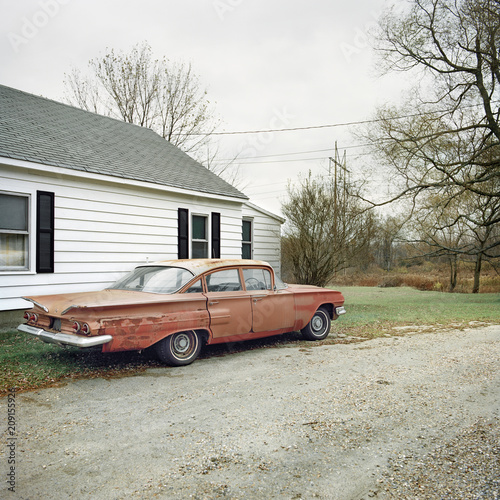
403 275 435 291
378 276 404 288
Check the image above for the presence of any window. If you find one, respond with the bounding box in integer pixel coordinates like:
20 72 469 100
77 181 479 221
206 269 242 292
243 268 272 290
275 275 288 290
109 266 194 294
179 209 221 259
185 279 203 293
192 215 208 258
0 192 29 271
242 219 252 259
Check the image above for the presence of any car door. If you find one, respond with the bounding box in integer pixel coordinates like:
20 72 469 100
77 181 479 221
242 268 295 333
204 268 253 340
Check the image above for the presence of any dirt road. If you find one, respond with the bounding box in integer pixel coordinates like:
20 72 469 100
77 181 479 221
3 325 500 499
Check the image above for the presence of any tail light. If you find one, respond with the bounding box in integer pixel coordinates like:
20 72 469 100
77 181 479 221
24 312 38 323
72 322 91 335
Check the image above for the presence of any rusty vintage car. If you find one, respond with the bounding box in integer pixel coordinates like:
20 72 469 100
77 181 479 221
18 259 346 366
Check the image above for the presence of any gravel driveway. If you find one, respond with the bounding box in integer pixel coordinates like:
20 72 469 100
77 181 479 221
3 324 500 499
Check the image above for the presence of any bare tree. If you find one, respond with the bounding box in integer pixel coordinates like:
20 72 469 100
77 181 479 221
281 170 374 287
366 0 500 208
407 191 469 290
64 42 220 163
373 216 403 272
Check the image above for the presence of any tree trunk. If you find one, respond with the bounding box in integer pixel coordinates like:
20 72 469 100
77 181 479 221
448 255 458 292
472 253 483 294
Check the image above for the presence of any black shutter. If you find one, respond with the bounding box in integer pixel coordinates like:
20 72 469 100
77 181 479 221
36 191 54 273
211 212 221 258
178 208 189 259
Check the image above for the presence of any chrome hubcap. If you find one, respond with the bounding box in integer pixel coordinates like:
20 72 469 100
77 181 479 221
174 333 190 353
312 316 324 332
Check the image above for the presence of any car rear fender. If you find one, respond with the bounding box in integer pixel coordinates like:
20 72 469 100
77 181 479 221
100 308 210 352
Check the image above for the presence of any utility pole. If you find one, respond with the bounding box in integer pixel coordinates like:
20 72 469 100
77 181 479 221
329 142 349 276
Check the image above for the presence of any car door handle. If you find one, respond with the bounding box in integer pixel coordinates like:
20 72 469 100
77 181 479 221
252 296 266 303
209 301 219 306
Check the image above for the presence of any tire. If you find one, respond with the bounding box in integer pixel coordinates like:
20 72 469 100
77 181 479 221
301 307 331 340
155 331 202 366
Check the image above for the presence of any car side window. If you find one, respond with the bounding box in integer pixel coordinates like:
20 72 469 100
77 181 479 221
243 268 272 290
184 279 203 293
206 269 242 292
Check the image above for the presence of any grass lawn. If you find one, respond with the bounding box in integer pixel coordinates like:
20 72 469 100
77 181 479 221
339 286 500 328
1 286 499 394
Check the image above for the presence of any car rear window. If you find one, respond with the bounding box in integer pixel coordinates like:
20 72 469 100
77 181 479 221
109 266 194 294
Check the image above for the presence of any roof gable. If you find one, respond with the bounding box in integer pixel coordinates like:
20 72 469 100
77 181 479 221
0 84 247 200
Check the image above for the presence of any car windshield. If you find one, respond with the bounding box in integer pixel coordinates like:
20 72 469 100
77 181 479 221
275 275 288 290
108 266 194 294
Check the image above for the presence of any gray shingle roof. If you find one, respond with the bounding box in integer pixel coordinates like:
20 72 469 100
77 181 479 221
0 84 247 200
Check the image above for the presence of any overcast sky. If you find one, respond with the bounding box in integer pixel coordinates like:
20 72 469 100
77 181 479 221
0 0 410 215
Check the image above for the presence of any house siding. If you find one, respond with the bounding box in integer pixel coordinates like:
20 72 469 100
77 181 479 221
242 203 284 275
0 162 244 309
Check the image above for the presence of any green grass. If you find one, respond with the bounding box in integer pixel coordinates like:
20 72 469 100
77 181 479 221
2 286 499 394
334 286 500 338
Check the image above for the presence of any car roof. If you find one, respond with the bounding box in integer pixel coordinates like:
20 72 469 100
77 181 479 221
141 259 272 276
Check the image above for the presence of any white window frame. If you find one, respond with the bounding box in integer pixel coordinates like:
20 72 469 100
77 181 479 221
0 190 31 273
191 213 209 258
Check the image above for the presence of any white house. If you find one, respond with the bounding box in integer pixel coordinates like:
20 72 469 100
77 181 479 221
0 84 284 315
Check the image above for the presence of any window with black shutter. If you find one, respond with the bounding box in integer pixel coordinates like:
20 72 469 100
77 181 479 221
36 191 54 273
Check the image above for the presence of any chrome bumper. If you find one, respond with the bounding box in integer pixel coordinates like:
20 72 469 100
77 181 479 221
18 324 113 348
335 306 346 316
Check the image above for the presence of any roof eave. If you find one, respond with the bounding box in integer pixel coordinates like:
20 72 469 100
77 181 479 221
0 156 249 203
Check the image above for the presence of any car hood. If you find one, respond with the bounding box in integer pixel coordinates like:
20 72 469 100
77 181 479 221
23 289 185 316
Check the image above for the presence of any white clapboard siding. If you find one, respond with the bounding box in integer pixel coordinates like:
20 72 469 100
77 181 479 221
242 202 284 274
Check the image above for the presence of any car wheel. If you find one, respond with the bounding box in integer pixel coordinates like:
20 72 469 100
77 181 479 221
155 331 202 366
301 307 331 340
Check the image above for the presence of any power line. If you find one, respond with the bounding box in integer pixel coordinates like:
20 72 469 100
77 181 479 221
203 101 498 167
182 100 496 137
231 156 331 165
214 143 371 163
222 149 373 166
194 118 378 136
